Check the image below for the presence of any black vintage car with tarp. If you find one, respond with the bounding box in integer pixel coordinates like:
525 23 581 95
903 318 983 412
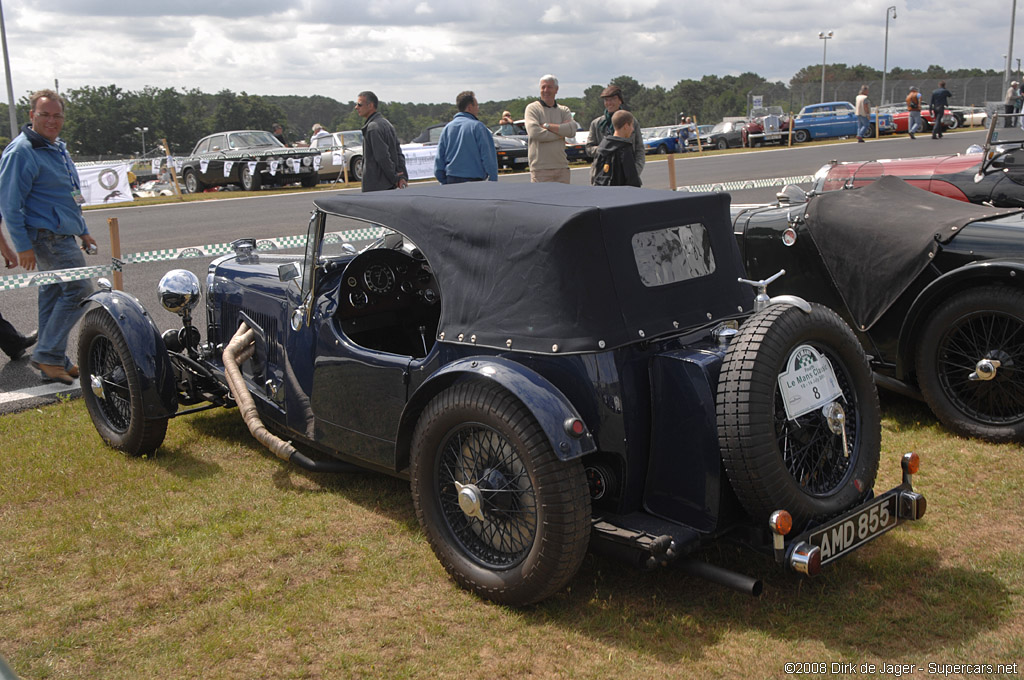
734 175 1024 442
77 182 925 606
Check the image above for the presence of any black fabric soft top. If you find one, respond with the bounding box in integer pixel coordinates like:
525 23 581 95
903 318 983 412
805 175 1022 330
315 182 753 354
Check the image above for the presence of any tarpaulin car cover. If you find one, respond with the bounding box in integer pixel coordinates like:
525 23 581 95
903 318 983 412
805 175 1021 329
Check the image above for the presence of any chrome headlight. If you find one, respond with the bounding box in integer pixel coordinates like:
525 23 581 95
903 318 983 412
158 269 202 316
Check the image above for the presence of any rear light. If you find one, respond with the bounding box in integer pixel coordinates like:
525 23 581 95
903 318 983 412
563 417 585 438
769 510 792 536
789 542 822 576
901 452 920 475
769 510 792 557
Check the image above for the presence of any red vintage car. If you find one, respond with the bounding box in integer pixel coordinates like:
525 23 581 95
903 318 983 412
813 126 1024 207
879 106 957 134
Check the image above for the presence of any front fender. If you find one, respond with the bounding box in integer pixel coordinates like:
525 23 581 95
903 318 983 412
896 260 1024 378
83 289 178 418
395 356 598 473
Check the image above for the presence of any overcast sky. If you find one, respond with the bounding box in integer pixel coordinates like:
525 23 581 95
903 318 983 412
0 0 1013 104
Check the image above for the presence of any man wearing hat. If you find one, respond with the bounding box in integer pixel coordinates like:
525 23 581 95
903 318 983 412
905 86 923 139
586 85 644 184
1005 81 1019 128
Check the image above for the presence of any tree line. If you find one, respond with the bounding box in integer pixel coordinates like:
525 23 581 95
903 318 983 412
0 64 1003 158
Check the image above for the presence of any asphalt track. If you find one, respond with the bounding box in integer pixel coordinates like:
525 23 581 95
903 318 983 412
0 127 989 413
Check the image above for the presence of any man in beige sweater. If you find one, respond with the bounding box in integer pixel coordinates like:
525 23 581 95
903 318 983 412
524 74 575 183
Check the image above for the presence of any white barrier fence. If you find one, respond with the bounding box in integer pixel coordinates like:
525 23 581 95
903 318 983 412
0 226 386 292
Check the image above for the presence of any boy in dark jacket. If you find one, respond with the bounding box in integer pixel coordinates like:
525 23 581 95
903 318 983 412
591 110 642 187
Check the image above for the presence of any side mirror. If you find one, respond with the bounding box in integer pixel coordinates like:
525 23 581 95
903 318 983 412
278 262 301 282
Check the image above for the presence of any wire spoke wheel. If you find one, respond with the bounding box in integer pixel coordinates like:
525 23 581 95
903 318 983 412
79 307 168 456
917 286 1024 442
438 424 537 568
773 348 859 497
411 381 589 606
717 303 880 528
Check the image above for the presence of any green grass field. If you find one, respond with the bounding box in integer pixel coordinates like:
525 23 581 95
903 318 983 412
1 391 1021 679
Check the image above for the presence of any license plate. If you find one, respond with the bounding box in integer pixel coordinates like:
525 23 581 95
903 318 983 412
807 493 899 564
766 134 781 140
515 157 528 164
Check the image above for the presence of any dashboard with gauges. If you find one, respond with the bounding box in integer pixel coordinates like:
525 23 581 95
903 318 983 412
332 247 441 356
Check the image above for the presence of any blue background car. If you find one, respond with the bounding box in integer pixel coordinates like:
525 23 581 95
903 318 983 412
641 126 684 154
791 101 895 143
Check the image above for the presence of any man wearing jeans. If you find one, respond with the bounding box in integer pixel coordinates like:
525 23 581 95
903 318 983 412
0 89 96 385
855 85 871 142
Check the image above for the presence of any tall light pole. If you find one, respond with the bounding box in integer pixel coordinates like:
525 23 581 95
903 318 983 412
1006 0 1018 89
819 31 833 103
134 126 148 155
881 6 897 106
0 0 19 138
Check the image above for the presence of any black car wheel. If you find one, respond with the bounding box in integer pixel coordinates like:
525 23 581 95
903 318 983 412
716 303 880 529
240 163 263 191
793 129 810 144
716 138 728 150
410 381 590 606
350 156 363 182
183 169 204 194
78 308 168 456
916 286 1024 442
657 144 668 155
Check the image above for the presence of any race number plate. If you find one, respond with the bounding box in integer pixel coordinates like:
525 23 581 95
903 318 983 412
777 344 842 420
808 493 899 564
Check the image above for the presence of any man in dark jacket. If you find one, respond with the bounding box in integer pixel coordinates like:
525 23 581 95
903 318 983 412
0 223 36 361
355 91 408 192
591 110 642 187
930 81 953 139
586 85 644 184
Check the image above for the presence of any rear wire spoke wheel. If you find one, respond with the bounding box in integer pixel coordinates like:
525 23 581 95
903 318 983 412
410 381 590 606
716 303 880 529
916 286 1024 442
78 308 168 456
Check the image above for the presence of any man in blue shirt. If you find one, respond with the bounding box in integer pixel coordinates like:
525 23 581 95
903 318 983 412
434 91 499 184
0 89 96 385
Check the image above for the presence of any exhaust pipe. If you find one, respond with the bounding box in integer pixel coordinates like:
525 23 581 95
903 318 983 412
223 321 361 473
678 559 764 597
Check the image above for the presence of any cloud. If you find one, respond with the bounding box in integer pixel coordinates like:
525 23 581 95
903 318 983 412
0 0 1010 104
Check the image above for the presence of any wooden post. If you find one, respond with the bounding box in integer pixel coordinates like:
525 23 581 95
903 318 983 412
693 116 704 153
667 153 677 191
107 217 123 291
162 138 184 198
788 112 794 146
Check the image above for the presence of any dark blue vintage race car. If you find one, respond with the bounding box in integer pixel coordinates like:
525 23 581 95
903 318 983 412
78 183 925 606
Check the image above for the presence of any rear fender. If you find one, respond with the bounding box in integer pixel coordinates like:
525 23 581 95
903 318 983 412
896 260 1024 378
83 289 178 418
395 356 597 472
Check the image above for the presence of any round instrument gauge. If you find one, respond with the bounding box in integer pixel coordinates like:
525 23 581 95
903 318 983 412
363 263 395 294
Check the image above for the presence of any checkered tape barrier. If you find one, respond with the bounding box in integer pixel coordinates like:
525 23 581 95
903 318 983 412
0 226 387 291
676 174 816 193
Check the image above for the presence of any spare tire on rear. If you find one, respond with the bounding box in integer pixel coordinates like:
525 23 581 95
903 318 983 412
716 303 880 530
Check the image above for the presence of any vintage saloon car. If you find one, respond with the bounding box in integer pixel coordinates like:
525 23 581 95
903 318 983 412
734 175 1024 442
791 101 895 143
178 130 321 193
77 184 925 606
311 130 364 183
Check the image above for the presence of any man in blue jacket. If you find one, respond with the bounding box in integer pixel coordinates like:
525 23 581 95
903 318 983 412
434 91 499 184
0 89 96 385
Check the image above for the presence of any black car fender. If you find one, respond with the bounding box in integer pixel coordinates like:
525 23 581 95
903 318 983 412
394 355 597 472
82 289 178 419
895 259 1024 378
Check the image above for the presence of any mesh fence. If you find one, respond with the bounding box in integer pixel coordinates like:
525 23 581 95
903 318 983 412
776 76 1010 113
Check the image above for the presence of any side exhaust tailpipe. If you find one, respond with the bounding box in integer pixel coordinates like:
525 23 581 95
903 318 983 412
223 321 360 473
